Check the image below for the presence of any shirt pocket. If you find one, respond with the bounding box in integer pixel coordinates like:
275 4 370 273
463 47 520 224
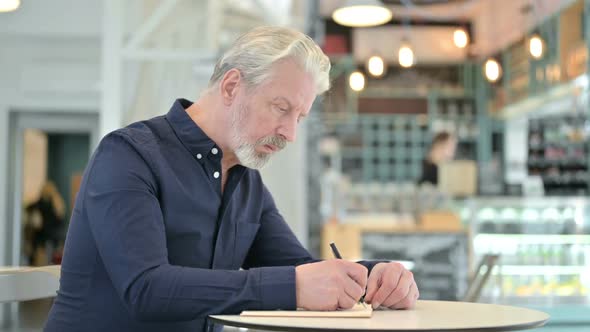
232 221 260 268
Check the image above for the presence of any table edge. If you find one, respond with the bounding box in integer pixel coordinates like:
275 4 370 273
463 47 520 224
207 316 549 332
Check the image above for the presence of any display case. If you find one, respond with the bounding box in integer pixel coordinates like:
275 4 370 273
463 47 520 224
460 196 590 331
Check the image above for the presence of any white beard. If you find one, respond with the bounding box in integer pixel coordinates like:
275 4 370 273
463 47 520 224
230 104 286 169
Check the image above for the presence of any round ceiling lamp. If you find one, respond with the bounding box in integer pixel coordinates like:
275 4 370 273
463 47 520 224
484 58 502 83
349 71 366 92
0 0 20 12
529 34 544 59
366 55 386 77
332 0 393 27
453 28 469 49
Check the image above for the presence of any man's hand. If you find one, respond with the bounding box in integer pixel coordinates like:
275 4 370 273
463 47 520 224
295 259 368 311
364 262 419 309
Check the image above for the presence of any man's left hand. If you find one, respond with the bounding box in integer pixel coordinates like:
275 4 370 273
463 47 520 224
364 262 419 309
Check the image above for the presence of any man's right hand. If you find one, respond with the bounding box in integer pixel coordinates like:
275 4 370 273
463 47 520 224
295 259 368 311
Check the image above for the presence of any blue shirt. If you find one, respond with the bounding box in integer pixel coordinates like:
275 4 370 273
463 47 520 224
45 99 379 332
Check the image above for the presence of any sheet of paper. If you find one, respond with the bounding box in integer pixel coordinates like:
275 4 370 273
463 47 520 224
240 303 372 318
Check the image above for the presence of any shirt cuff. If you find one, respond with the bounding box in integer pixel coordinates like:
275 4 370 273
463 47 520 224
256 266 296 310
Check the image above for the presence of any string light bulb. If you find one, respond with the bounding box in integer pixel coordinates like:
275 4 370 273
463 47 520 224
349 71 366 92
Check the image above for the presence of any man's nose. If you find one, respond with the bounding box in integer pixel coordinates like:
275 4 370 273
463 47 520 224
278 117 297 142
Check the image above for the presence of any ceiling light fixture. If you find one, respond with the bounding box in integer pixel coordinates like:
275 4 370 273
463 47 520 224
0 0 20 12
484 58 502 83
398 42 414 68
349 71 366 92
367 55 386 77
453 28 469 49
529 33 544 59
332 0 393 28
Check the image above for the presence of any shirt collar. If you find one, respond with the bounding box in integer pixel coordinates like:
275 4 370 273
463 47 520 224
165 98 223 161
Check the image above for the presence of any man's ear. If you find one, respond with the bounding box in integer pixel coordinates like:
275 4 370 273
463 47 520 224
220 68 241 106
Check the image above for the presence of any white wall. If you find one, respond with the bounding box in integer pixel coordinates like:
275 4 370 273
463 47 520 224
0 35 101 268
260 123 309 246
0 33 100 325
0 0 101 37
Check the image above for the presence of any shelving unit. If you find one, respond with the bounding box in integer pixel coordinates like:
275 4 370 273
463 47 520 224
527 114 590 195
430 95 478 160
324 93 478 183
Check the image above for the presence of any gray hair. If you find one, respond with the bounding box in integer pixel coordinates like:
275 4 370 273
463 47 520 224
208 26 331 95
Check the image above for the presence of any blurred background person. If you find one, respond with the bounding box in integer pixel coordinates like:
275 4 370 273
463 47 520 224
25 181 65 266
418 132 457 186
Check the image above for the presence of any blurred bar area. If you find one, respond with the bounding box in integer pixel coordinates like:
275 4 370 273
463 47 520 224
312 1 590 331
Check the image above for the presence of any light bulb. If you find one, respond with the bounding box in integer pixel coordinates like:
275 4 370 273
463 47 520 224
529 34 544 59
0 0 20 12
332 1 393 28
349 71 365 92
367 55 385 77
453 29 469 49
484 58 502 82
398 45 414 68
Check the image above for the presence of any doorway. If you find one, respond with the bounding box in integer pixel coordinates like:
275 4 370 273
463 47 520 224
2 111 98 331
6 111 99 267
22 130 91 266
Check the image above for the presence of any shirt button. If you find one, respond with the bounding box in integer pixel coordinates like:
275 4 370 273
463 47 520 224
211 147 218 155
213 171 220 179
196 153 202 159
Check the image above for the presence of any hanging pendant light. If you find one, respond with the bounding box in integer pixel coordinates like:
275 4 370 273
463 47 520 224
332 0 393 28
349 71 366 92
0 0 20 12
484 58 502 83
529 33 544 59
366 55 386 77
453 28 469 49
398 42 414 68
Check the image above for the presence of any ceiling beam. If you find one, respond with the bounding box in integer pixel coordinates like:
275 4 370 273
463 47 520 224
124 0 181 51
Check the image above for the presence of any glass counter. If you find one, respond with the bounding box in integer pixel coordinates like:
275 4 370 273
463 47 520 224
459 196 590 331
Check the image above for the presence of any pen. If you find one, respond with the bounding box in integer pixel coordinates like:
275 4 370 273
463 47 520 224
329 242 342 259
329 242 366 306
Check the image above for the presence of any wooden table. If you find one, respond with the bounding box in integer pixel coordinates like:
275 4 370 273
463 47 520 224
209 300 549 332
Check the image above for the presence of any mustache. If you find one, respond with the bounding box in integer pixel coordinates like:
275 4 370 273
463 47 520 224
257 135 287 150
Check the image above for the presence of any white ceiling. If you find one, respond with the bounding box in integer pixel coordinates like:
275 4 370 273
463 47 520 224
0 0 102 37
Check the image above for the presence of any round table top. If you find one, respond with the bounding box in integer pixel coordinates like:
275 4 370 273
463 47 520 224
209 300 549 332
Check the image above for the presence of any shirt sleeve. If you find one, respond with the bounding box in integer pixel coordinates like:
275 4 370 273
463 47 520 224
82 133 296 322
243 183 389 277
